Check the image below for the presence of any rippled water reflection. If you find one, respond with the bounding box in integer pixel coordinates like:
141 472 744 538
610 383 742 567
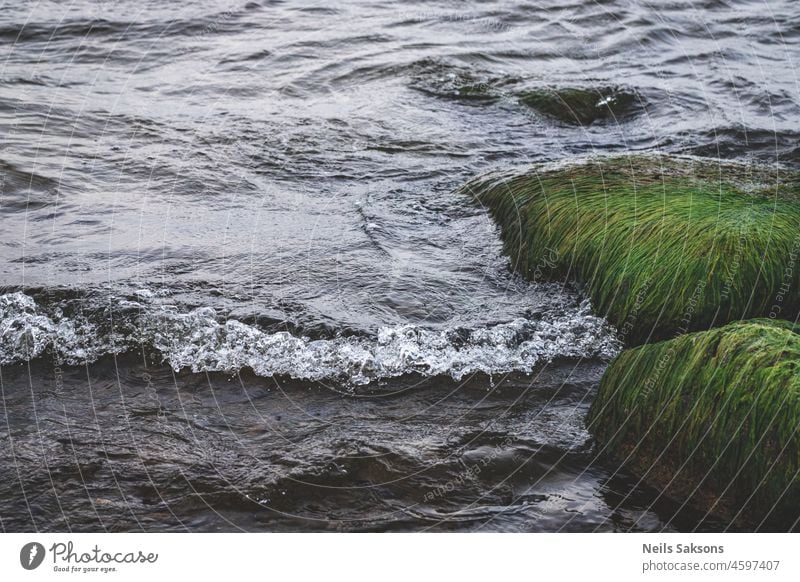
0 358 729 532
1 0 797 531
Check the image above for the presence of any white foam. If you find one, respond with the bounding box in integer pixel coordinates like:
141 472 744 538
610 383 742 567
0 292 620 384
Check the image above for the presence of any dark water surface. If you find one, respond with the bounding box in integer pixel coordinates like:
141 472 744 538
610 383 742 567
1 0 797 531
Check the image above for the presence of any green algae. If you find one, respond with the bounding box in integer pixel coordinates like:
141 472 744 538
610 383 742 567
587 319 800 528
464 155 800 345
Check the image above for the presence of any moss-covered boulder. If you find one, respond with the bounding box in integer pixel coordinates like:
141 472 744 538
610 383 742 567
587 319 800 529
518 86 642 125
465 155 800 344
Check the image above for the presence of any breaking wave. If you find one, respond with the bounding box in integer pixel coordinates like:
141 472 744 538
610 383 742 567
0 291 620 385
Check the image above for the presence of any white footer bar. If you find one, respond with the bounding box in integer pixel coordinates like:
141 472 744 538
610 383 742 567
1 533 796 581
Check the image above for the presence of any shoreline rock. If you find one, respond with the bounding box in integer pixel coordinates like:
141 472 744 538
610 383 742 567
587 319 799 530
466 155 800 528
465 155 800 345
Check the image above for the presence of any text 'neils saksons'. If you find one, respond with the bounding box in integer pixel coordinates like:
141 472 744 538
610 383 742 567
643 543 724 554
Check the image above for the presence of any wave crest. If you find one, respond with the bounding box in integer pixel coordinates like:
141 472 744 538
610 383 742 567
0 292 620 384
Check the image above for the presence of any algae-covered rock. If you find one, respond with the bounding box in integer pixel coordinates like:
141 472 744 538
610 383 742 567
587 319 800 529
464 155 800 344
518 86 642 125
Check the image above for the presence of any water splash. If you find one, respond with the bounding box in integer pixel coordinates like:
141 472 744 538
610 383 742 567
0 292 620 384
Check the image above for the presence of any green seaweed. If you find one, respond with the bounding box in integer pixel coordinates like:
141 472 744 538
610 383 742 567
588 319 800 528
518 86 642 125
464 155 800 344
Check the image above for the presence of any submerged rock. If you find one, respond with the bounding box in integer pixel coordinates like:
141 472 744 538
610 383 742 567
407 58 518 103
518 86 643 125
464 155 800 344
587 319 800 529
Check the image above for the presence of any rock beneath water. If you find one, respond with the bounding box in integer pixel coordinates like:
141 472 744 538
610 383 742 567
407 59 518 104
587 319 800 530
464 155 800 344
518 86 642 125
